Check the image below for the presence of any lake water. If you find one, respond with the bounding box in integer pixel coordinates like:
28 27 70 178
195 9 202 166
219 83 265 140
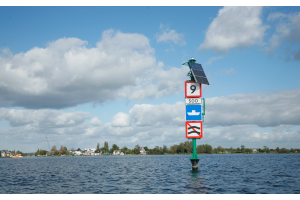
0 154 300 194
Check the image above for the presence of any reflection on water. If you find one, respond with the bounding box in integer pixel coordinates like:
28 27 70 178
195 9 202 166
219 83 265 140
0 154 300 194
185 171 208 194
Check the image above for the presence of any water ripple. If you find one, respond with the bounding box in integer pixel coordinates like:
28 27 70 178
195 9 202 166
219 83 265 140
0 154 300 193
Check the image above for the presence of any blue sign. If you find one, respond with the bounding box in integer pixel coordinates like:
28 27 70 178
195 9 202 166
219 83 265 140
186 105 202 121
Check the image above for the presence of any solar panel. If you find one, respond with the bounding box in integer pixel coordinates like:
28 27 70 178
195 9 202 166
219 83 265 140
188 62 204 71
195 76 209 85
192 69 206 77
188 62 209 85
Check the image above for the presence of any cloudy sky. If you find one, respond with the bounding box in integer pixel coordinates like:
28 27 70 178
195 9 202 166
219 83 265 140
0 5 300 152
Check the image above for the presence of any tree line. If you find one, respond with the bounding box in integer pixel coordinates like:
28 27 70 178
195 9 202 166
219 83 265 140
21 142 300 156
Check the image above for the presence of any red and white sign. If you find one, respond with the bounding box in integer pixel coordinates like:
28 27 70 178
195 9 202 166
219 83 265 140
185 81 201 98
186 121 203 138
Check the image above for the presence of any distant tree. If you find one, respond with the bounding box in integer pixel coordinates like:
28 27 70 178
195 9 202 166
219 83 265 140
177 143 185 154
184 141 193 153
213 148 217 153
206 144 213 154
279 148 290 153
96 143 100 151
144 146 149 151
40 150 48 156
100 147 107 154
121 146 128 153
16 150 23 156
170 145 178 154
70 147 75 151
35 148 40 156
51 145 57 152
216 146 222 153
162 145 168 154
113 144 119 150
197 145 204 153
220 148 225 154
34 149 47 156
134 145 140 154
104 141 109 152
110 144 119 153
244 148 252 154
241 145 245 151
53 151 60 156
258 148 262 153
236 147 241 153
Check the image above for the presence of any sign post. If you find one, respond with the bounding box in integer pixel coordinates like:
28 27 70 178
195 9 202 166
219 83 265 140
184 57 209 171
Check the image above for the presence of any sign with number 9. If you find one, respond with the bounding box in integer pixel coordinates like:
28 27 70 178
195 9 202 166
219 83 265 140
185 81 201 98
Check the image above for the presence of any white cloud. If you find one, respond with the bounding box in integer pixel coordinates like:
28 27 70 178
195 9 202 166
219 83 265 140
199 6 268 52
89 117 103 126
0 108 91 128
118 62 189 101
202 124 300 149
226 68 235 74
156 24 186 45
0 30 189 109
129 102 185 127
265 11 300 56
267 12 288 21
128 88 300 128
111 112 131 127
1 88 300 151
205 56 223 65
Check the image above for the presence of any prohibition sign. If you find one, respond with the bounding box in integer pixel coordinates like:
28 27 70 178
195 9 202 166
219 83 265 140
186 121 202 138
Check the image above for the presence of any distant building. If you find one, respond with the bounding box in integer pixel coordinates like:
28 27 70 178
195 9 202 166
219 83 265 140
253 148 258 153
140 147 146 155
94 150 101 156
1 151 6 157
1 150 11 158
113 150 120 155
69 148 83 156
83 148 96 156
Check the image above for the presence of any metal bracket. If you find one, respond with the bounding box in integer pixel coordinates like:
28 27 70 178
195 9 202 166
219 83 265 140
202 98 205 122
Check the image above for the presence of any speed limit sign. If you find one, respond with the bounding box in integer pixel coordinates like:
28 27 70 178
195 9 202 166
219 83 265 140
185 81 201 98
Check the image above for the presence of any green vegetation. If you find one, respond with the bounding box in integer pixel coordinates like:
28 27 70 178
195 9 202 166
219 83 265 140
4 142 300 157
35 148 48 156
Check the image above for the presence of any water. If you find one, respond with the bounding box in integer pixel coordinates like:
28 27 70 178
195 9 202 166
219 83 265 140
0 154 300 194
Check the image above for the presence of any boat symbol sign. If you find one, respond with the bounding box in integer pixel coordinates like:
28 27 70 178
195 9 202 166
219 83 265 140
186 105 202 121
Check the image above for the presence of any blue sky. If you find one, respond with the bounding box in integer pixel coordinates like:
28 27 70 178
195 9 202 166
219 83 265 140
0 5 300 152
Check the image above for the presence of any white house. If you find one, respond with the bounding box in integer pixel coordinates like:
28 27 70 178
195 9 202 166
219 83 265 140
253 148 258 153
84 148 96 156
74 150 82 156
113 150 120 155
1 150 11 157
69 148 82 156
140 147 146 155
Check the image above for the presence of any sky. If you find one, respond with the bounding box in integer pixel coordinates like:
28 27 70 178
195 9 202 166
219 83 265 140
0 5 300 152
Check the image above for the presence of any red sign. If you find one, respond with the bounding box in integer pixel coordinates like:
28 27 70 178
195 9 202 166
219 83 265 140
185 81 201 98
186 121 203 138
